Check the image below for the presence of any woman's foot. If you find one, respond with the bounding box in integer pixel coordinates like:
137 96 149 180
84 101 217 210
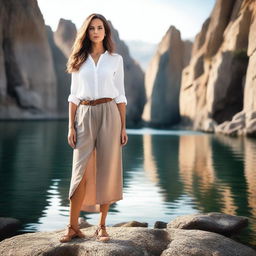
93 224 110 242
59 224 86 243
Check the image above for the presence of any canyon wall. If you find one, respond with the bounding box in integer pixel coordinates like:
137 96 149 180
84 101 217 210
142 26 192 127
0 0 57 119
179 0 256 136
0 0 145 125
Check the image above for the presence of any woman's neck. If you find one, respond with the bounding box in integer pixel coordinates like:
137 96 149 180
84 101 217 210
90 43 105 54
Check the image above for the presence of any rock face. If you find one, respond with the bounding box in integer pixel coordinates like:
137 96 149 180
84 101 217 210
180 0 256 136
142 26 192 127
0 3 145 124
0 0 58 119
53 18 76 58
48 23 74 116
109 21 146 127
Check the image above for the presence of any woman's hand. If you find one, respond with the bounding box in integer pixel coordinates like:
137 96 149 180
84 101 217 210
121 128 128 146
68 127 77 148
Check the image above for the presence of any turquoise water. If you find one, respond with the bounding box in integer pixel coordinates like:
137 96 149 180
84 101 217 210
0 121 255 246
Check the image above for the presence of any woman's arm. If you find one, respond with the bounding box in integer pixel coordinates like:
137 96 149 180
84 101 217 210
116 102 128 146
67 71 80 148
68 102 78 148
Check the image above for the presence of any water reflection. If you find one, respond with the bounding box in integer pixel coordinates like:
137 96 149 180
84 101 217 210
0 122 255 245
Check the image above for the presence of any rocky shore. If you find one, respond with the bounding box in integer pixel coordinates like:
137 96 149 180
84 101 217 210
0 212 255 256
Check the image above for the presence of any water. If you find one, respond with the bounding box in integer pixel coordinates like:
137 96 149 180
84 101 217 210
0 121 255 246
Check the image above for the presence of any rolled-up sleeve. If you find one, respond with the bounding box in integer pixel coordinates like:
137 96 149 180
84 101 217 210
114 55 127 105
67 71 80 106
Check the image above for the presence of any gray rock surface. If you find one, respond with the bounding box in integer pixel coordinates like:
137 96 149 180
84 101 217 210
53 18 76 58
163 228 256 256
0 217 21 241
0 226 169 256
0 213 255 256
0 0 58 119
167 212 248 236
142 25 192 127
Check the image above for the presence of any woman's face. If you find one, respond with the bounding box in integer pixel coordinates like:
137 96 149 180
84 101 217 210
88 18 105 43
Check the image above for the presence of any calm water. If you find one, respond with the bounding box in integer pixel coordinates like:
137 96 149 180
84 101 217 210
0 121 255 245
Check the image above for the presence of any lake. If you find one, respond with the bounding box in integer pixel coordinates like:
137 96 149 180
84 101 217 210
0 121 255 246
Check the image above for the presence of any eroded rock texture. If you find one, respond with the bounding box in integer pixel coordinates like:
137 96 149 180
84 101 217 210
142 26 192 127
180 0 256 136
0 0 57 118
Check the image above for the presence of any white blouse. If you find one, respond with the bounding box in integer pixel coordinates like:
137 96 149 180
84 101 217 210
67 50 127 106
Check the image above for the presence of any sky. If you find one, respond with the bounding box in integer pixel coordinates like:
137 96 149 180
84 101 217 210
37 0 215 44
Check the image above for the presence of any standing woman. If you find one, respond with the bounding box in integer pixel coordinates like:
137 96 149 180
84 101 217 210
59 13 128 243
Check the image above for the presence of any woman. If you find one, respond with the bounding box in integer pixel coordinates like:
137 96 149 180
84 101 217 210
59 13 128 243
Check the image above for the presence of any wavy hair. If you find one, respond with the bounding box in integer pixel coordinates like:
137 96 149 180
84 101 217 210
66 13 115 73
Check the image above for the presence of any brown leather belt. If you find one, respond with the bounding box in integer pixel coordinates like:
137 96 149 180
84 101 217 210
80 97 113 106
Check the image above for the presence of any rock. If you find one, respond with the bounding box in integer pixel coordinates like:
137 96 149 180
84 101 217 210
46 24 71 116
0 3 145 123
204 0 235 57
0 0 58 119
244 50 256 132
154 221 167 229
233 110 246 121
53 18 76 58
245 118 256 136
206 50 248 124
216 118 245 136
167 212 248 236
0 226 169 256
162 228 256 256
142 25 192 127
112 221 148 227
179 0 256 136
201 118 217 132
109 21 146 127
78 217 93 229
0 217 22 241
14 87 42 109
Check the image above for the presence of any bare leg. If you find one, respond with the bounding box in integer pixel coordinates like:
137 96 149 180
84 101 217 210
69 170 87 230
98 203 110 236
59 170 87 242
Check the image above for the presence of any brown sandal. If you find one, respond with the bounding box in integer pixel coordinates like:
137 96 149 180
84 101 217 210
92 224 110 242
59 224 86 243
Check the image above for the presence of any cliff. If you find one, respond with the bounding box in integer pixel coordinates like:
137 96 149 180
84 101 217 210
142 26 192 127
179 0 256 136
0 0 58 119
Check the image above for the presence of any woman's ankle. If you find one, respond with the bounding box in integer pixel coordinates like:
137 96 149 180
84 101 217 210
69 223 79 230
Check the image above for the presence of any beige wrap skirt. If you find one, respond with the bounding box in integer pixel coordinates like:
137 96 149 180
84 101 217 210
68 99 123 212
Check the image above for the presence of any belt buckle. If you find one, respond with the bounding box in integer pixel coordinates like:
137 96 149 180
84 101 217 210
89 99 96 106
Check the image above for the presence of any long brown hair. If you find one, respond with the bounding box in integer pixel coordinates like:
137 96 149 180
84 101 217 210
66 13 115 73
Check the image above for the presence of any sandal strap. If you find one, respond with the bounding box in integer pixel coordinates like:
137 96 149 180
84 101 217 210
67 224 79 233
98 224 106 230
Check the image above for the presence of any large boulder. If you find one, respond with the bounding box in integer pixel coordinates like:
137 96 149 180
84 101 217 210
0 217 22 241
0 226 169 256
167 212 248 236
163 228 256 256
